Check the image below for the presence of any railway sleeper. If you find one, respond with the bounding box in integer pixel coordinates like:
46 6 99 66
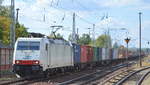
114 77 121 80
108 80 118 83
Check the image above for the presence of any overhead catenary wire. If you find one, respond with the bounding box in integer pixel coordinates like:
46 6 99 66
48 0 108 31
75 14 94 25
49 0 102 26
50 0 54 6
56 0 60 6
73 0 89 11
19 0 112 38
19 0 112 30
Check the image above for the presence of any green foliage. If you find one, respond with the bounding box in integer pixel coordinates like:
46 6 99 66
56 33 63 39
78 34 91 45
68 34 72 41
48 33 64 39
113 42 119 49
0 5 28 45
0 16 11 44
15 23 29 39
0 6 10 17
0 26 3 40
68 34 79 43
95 34 112 48
0 0 10 17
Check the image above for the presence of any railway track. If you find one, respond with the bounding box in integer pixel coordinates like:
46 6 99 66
0 66 105 85
115 66 150 85
0 62 135 85
89 67 134 85
136 70 150 85
58 63 131 85
0 75 47 85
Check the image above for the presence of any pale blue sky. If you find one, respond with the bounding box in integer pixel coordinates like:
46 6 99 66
2 0 150 48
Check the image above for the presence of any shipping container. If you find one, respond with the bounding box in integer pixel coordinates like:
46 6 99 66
93 47 99 62
72 43 81 64
99 48 102 61
118 49 126 59
102 48 110 60
112 49 118 59
80 45 93 63
109 49 113 59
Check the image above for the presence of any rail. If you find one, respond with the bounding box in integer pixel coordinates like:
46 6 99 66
115 66 150 85
59 64 128 85
136 70 150 85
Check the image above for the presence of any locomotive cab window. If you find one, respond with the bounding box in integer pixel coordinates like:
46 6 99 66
17 41 40 50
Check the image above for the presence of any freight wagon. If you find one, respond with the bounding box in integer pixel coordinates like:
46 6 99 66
80 45 93 63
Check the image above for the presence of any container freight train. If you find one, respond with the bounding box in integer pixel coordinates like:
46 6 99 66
12 37 139 77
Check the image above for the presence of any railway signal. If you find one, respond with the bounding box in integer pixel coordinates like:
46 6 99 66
125 38 130 44
124 37 130 68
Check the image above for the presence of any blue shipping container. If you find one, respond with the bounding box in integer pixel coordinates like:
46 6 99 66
72 43 81 64
99 48 102 61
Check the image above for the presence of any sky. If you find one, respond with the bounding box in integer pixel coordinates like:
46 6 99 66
2 0 150 48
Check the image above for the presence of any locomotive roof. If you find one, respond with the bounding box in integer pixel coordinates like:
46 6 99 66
17 37 71 46
48 38 70 45
17 37 42 41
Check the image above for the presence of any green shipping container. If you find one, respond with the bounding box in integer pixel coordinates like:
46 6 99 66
93 47 99 62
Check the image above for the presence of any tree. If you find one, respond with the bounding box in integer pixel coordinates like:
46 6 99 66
95 34 112 48
0 6 10 17
56 33 63 39
0 28 2 40
68 34 72 41
48 33 64 39
15 23 28 39
78 34 91 45
113 42 119 49
0 0 10 17
0 5 28 45
68 34 79 43
0 16 11 44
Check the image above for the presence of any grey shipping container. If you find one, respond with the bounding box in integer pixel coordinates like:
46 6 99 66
113 49 118 59
72 43 81 64
102 48 110 60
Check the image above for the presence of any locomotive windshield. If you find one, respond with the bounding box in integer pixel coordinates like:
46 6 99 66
17 41 40 50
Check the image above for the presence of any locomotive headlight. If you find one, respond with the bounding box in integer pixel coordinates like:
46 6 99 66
15 60 20 64
35 61 39 64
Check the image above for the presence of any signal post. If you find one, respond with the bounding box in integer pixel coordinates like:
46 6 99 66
124 37 130 68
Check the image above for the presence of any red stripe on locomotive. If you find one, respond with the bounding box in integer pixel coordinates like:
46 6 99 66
15 60 40 65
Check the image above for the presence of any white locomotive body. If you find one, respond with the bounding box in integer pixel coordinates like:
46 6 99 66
13 37 73 76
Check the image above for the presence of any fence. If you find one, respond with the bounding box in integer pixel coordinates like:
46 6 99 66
0 47 13 77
